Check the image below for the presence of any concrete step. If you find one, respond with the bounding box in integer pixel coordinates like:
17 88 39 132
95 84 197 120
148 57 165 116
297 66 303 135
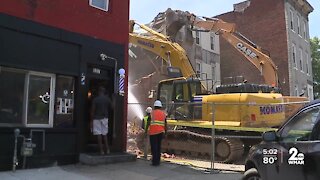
79 152 137 165
85 144 101 153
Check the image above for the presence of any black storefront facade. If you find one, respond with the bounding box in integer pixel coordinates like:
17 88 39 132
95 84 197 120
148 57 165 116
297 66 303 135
0 14 126 170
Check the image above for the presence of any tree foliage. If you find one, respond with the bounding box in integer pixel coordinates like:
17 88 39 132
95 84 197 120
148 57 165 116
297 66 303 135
311 37 320 99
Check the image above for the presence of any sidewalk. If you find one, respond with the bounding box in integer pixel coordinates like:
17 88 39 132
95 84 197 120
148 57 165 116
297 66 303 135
0 159 242 180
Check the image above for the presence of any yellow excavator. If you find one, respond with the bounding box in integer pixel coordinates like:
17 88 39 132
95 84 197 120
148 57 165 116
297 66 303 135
129 15 307 162
188 15 308 118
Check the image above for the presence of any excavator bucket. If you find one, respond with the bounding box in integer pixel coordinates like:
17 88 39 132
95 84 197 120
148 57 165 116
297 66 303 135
129 20 135 33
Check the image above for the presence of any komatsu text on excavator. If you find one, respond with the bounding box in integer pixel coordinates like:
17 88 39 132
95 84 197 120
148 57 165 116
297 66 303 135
129 9 308 162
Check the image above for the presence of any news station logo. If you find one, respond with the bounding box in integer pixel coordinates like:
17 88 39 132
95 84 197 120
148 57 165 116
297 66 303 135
288 147 304 165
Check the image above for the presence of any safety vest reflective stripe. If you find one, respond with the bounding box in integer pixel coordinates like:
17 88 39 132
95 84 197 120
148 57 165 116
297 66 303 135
150 120 165 126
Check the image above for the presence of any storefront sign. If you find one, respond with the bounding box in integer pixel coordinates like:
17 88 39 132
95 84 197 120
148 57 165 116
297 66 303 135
81 73 86 85
56 98 73 114
93 68 101 74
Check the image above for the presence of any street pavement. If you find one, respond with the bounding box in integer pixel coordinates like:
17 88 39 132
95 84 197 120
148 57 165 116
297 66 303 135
0 159 242 180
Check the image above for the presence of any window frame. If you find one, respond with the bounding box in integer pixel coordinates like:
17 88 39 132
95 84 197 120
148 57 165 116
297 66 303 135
297 15 301 36
54 75 75 128
211 64 216 81
24 71 56 128
299 48 303 72
303 21 307 39
195 31 200 45
308 87 313 101
290 10 294 32
210 35 215 50
0 67 27 127
305 52 309 75
196 61 202 75
306 26 309 41
158 80 174 110
292 44 297 69
89 0 109 12
202 49 209 64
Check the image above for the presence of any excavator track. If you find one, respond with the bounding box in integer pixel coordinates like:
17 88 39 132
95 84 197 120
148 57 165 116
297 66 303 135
215 137 244 162
162 130 244 163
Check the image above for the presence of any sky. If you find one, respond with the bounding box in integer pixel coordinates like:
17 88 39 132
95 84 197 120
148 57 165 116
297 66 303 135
130 0 319 38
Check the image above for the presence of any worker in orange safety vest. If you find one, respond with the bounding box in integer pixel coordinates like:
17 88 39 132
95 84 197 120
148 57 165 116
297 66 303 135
148 100 167 166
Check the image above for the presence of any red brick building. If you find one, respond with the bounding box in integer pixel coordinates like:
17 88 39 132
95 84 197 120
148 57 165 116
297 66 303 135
0 0 129 170
216 0 313 97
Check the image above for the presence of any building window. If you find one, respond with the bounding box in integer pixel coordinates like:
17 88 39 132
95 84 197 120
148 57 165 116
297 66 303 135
26 73 55 127
211 65 216 81
210 36 214 50
299 48 303 72
196 61 201 77
89 0 109 11
303 21 307 39
0 67 26 125
195 31 200 45
202 50 208 63
290 10 294 31
305 52 309 75
297 15 301 36
308 87 313 100
54 76 75 128
209 52 215 64
0 67 56 127
292 44 297 68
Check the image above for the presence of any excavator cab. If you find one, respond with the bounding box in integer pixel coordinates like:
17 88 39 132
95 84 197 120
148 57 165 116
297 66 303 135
157 77 203 120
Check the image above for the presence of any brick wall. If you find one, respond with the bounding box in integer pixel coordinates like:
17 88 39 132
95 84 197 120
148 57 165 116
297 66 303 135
0 0 129 45
216 0 290 95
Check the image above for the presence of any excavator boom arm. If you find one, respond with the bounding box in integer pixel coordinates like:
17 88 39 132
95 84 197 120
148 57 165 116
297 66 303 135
129 27 195 78
220 31 278 86
129 20 168 41
192 18 279 87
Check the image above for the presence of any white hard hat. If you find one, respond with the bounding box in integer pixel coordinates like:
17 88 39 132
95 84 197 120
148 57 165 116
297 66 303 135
154 100 162 107
145 107 152 113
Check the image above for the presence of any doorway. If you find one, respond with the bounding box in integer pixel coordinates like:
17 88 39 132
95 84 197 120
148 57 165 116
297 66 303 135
86 77 114 152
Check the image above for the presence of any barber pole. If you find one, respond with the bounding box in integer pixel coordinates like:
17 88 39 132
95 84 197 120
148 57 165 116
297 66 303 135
118 68 125 96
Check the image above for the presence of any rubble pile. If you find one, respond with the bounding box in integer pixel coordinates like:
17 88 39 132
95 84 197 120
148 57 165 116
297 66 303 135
162 152 176 159
126 120 145 157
